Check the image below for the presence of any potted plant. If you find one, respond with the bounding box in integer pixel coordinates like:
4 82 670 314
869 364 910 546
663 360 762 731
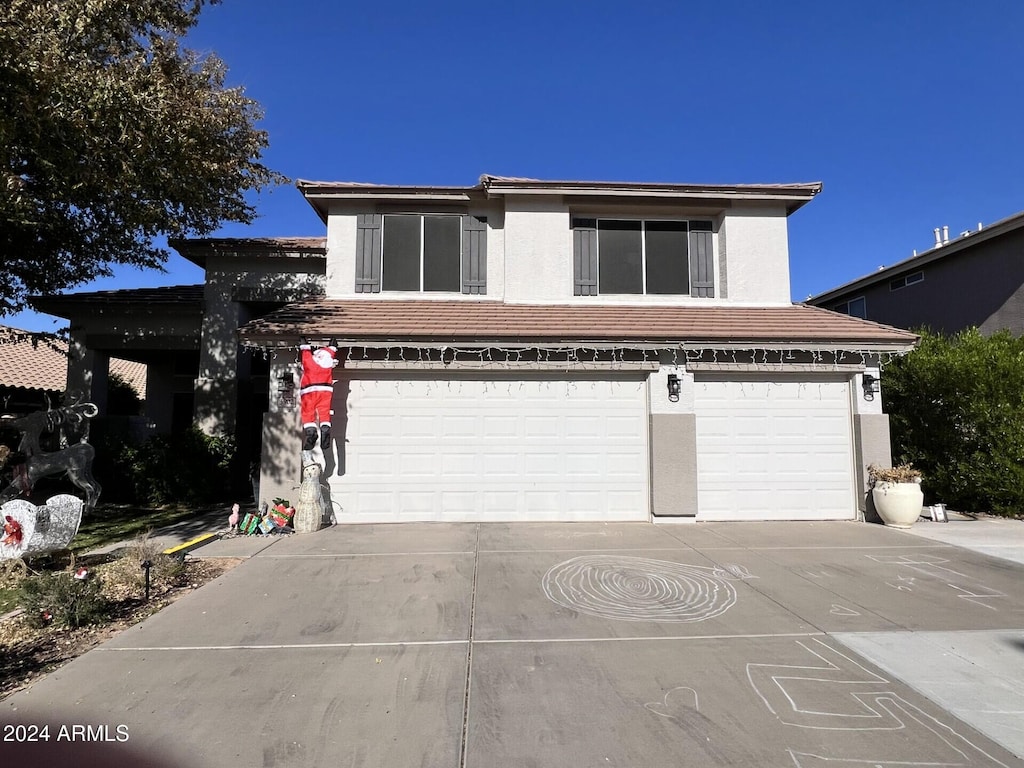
867 463 924 528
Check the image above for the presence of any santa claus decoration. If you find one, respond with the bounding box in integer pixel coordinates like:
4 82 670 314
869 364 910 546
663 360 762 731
299 343 338 450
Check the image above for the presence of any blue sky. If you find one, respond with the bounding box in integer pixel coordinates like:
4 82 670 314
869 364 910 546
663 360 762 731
11 0 1024 331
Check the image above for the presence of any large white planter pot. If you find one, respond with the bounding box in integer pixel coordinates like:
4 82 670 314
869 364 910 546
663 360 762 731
871 482 924 528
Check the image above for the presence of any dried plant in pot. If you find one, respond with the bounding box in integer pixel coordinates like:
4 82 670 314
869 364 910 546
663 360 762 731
868 463 923 528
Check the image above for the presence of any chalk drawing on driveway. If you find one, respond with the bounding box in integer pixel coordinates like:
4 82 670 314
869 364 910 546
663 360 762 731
541 555 745 622
748 638 1010 767
866 553 1005 611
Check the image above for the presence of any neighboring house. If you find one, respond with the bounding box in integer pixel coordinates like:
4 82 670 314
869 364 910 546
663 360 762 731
33 175 917 523
0 324 146 416
808 210 1024 335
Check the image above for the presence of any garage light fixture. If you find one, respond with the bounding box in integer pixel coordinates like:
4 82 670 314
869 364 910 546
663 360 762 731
861 372 880 401
667 374 681 402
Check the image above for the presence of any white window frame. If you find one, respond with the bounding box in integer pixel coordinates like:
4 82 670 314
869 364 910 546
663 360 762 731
835 296 867 318
889 271 924 291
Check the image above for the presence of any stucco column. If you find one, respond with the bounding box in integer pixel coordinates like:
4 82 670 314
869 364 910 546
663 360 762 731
649 366 698 518
66 330 109 415
852 361 892 517
194 288 241 436
257 356 302 507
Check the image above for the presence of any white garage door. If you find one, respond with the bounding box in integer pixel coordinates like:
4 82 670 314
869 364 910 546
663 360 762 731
694 376 856 521
330 373 649 523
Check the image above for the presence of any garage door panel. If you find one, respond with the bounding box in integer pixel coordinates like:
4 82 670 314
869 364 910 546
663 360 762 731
441 415 476 437
440 492 477 513
605 415 642 438
400 415 436 436
605 491 642 514
695 378 855 521
330 375 648 522
524 416 560 438
524 453 561 475
481 454 520 475
482 415 519 437
440 453 476 476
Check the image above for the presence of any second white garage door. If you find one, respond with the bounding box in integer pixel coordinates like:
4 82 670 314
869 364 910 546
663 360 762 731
694 375 856 521
329 373 649 523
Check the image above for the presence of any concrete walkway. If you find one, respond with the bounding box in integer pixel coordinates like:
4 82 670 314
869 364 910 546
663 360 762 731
4 517 1024 767
899 511 1024 566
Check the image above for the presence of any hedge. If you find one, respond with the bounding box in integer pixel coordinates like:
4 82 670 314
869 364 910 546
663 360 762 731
882 328 1024 516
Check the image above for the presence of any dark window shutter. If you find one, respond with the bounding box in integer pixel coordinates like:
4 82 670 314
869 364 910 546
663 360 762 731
573 218 598 296
462 215 487 294
688 224 714 298
355 213 382 293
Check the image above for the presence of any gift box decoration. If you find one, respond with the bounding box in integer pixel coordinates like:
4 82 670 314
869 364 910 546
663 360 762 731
269 498 295 528
239 512 260 535
268 509 291 528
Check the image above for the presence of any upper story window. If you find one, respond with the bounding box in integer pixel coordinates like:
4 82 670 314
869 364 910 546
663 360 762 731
889 271 923 291
572 218 714 297
355 213 487 294
834 296 867 319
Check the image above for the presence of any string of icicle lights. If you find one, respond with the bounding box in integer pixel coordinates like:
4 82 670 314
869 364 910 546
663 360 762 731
241 342 903 369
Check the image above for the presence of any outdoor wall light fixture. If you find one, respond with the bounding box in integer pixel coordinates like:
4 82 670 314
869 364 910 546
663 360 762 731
862 372 880 401
667 373 681 402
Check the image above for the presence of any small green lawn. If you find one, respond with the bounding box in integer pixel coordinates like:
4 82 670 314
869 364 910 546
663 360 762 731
69 503 210 555
1 502 226 615
0 588 19 615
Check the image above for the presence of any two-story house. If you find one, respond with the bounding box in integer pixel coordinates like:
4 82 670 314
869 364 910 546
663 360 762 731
808 210 1024 335
34 175 917 523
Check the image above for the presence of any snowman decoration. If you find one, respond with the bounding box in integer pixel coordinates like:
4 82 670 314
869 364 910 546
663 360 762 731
299 343 338 451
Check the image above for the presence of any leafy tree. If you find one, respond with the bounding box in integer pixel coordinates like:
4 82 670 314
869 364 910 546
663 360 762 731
106 372 143 416
883 328 1024 516
0 0 286 315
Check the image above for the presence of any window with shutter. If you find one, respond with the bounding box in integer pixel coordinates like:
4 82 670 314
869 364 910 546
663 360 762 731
355 213 486 294
354 214 382 293
571 218 714 296
462 215 487 294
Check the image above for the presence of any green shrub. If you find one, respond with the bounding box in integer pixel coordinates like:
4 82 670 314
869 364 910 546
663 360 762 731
18 572 109 629
883 328 1024 516
98 426 236 505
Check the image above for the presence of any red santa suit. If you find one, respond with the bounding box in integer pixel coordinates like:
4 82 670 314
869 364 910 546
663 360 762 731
300 344 337 449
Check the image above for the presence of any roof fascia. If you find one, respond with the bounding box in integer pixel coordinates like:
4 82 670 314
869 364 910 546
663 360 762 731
482 179 822 214
297 181 480 223
170 238 327 269
29 291 204 319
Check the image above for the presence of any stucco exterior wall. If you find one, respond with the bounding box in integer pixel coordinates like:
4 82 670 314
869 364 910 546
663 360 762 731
196 253 324 434
649 413 698 517
502 197 572 302
326 213 358 296
718 207 791 303
321 199 794 305
853 413 892 519
648 367 697 517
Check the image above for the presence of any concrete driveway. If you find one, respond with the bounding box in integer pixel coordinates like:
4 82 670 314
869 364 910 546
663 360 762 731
5 520 1024 767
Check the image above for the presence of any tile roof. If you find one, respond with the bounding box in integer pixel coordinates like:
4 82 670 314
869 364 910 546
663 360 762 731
0 326 146 397
169 237 327 268
171 236 327 250
238 299 918 350
297 176 824 217
478 175 823 197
